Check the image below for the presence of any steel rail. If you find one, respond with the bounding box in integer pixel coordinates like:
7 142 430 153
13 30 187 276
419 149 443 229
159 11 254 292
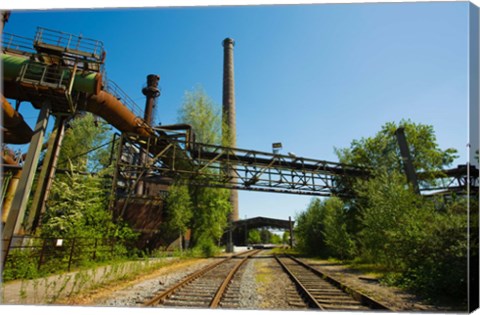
274 255 325 309
283 254 394 311
210 249 260 308
144 249 259 307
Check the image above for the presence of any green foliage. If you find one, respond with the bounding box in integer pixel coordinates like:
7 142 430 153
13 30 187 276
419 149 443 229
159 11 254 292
163 183 193 243
191 235 221 257
270 233 282 244
335 119 457 175
372 195 471 303
247 229 261 244
178 86 222 145
190 186 231 246
58 113 112 172
42 165 108 238
295 198 328 256
2 248 40 281
282 231 291 245
295 197 356 259
295 119 471 305
177 86 232 250
354 171 431 269
247 228 282 244
42 163 136 245
322 197 356 260
28 112 138 277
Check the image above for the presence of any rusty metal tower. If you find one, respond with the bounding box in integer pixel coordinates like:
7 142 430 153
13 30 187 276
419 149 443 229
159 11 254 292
222 38 239 222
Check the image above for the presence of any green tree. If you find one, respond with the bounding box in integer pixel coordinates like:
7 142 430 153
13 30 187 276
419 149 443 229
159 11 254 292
40 113 136 255
58 113 112 172
247 229 261 244
322 197 356 260
177 87 232 255
295 198 328 256
334 119 458 240
282 231 291 245
335 119 457 176
163 183 193 250
270 233 282 244
333 119 470 303
190 186 231 244
178 86 222 145
42 163 135 241
355 171 435 268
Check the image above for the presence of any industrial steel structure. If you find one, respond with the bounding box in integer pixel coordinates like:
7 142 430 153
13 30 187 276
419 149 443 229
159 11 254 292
2 22 478 265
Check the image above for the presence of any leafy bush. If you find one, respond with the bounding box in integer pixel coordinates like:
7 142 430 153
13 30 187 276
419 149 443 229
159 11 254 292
3 249 40 281
192 236 220 257
322 197 356 260
295 198 328 256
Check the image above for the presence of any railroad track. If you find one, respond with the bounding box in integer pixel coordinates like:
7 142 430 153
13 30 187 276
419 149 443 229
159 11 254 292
144 249 261 308
275 254 394 311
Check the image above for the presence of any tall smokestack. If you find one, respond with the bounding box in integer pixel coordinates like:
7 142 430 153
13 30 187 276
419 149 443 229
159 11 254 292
222 38 239 222
143 74 160 125
136 74 160 195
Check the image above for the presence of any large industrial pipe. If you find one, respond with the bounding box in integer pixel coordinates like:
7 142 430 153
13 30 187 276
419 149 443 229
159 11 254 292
3 79 152 139
2 95 34 144
2 54 102 95
85 91 152 137
222 38 239 222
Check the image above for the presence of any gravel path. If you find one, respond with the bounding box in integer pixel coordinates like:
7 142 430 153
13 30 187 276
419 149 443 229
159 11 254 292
74 249 305 310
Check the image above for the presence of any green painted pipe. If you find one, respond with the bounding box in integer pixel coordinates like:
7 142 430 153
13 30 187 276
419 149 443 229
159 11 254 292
2 54 27 79
2 54 101 94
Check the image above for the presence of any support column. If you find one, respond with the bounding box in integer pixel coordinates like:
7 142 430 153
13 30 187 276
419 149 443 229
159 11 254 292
26 115 67 233
289 216 294 249
395 127 420 194
2 104 50 267
2 169 21 227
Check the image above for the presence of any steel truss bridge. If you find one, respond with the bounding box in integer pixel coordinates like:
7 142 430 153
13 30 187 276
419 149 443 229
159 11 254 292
111 128 479 202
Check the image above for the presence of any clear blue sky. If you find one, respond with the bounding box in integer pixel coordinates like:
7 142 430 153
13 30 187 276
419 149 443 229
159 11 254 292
3 2 471 221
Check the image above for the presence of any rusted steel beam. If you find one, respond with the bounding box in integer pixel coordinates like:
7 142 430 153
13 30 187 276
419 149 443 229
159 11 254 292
2 104 50 268
395 127 420 194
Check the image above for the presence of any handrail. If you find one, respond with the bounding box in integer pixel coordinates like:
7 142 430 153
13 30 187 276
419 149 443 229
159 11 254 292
34 27 105 63
1 32 36 54
104 80 144 119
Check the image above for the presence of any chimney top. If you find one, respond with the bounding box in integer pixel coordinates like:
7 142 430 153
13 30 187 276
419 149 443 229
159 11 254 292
222 38 235 47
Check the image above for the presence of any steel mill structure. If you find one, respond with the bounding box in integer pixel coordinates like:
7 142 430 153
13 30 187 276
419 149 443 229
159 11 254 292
2 22 478 265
